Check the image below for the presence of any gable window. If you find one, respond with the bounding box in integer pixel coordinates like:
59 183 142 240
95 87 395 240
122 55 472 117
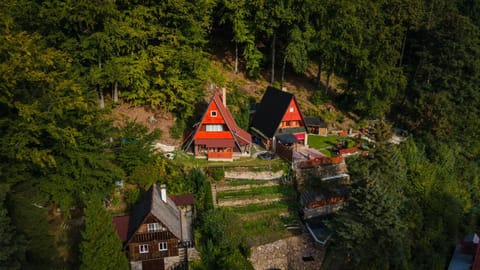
147 223 161 232
159 242 168 251
210 110 217 117
139 244 149 254
206 124 224 132
289 107 294 112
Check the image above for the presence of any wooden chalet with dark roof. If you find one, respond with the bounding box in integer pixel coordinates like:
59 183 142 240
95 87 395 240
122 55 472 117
250 86 308 155
183 88 252 161
112 184 194 270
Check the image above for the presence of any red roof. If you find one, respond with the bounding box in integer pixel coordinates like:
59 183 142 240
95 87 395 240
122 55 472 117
112 215 130 243
185 89 251 152
211 91 251 146
169 194 195 206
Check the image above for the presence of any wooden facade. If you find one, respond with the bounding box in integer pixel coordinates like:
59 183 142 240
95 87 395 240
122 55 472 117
183 89 251 161
113 184 191 270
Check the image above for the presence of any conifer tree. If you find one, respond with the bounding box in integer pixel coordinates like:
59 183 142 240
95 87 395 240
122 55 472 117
79 199 129 270
0 185 26 270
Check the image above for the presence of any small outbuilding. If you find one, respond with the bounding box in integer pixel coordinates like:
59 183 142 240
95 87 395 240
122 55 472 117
305 117 328 136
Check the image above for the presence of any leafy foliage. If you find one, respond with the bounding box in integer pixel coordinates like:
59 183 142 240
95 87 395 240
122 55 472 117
194 208 253 270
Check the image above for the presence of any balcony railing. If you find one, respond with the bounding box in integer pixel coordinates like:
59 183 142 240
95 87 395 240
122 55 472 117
277 127 306 135
131 231 170 242
208 151 233 159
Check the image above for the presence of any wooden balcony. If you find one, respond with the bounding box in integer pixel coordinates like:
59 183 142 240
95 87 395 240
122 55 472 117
208 151 233 160
131 231 171 242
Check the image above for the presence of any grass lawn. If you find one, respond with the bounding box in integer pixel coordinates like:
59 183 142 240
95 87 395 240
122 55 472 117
219 183 301 246
308 135 358 157
227 201 301 246
308 135 341 149
173 151 286 168
217 185 296 200
225 200 299 214
226 179 274 187
241 211 300 246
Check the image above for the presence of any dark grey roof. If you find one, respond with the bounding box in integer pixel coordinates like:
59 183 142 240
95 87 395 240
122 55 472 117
151 185 182 239
250 86 296 138
127 184 182 242
276 133 298 144
305 117 327 128
127 188 153 240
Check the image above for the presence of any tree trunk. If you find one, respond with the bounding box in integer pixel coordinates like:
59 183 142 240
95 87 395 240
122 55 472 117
281 53 287 89
113 81 118 103
399 32 407 67
271 33 276 84
326 72 331 93
316 61 322 88
98 84 104 108
98 59 104 108
234 42 239 74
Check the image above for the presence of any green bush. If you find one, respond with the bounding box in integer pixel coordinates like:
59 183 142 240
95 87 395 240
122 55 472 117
169 119 186 139
311 90 329 106
125 189 140 208
208 167 225 181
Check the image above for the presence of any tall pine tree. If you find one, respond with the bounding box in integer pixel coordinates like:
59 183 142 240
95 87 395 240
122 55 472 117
79 198 129 270
0 185 26 270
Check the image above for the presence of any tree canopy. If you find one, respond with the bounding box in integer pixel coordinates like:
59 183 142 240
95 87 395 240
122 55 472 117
1 0 479 268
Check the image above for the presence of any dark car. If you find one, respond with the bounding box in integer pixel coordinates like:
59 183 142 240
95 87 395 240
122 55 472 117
258 152 275 160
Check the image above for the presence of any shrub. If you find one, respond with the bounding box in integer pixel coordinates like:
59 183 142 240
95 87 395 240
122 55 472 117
311 90 329 106
208 167 224 181
125 189 140 209
169 119 186 139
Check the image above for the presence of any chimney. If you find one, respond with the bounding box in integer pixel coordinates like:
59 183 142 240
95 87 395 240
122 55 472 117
160 184 167 203
222 87 227 107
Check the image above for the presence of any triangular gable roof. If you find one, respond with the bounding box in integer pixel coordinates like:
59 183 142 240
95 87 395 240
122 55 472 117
126 184 182 244
184 90 251 150
250 86 307 138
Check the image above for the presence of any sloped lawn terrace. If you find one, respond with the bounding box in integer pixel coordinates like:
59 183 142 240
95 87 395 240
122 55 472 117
218 183 302 246
217 185 296 201
308 135 358 157
173 151 286 168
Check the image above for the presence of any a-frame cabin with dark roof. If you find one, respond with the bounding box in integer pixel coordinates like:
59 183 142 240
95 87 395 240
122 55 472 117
183 88 252 161
250 86 308 155
113 184 194 270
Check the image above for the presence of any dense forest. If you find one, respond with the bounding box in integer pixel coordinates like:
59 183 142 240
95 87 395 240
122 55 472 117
1 0 479 269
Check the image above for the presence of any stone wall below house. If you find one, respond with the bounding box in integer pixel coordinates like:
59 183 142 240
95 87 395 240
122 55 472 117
249 233 324 270
130 261 142 270
225 170 284 180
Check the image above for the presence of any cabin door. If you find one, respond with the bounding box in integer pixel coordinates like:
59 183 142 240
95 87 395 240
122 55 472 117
142 259 164 270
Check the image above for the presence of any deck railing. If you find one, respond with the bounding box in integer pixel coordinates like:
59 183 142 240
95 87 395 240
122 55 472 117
208 151 233 159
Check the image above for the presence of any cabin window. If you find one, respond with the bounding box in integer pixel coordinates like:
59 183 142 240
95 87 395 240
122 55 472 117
206 124 224 132
159 242 168 251
147 223 161 232
210 110 217 117
139 244 149 253
289 107 294 112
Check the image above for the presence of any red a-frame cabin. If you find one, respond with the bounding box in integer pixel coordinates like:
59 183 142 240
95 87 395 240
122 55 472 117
183 88 251 161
